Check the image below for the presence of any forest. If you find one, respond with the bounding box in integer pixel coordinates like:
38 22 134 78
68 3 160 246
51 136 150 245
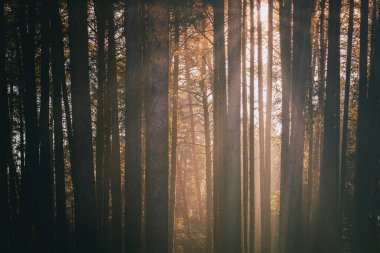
0 0 379 252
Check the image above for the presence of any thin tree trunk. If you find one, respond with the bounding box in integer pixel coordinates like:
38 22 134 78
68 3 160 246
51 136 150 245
0 1 10 250
125 0 143 252
262 1 273 252
169 11 180 253
223 0 242 252
242 1 248 252
249 1 255 252
38 1 53 250
106 1 122 251
94 0 106 243
67 1 98 251
339 0 354 247
145 1 169 251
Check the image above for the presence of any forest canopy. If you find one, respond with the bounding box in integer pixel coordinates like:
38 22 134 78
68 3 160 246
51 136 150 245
0 0 379 253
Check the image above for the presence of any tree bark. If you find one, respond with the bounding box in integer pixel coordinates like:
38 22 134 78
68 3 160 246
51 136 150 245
67 1 98 251
314 1 341 253
249 1 255 252
51 1 68 251
125 0 143 252
145 1 169 251
169 10 179 253
222 0 242 252
278 0 291 251
94 0 106 243
212 0 227 251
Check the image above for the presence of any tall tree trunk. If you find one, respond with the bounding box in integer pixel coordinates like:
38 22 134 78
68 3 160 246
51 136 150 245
249 1 255 252
212 0 227 251
145 1 169 251
314 1 341 253
368 6 380 251
287 2 313 253
125 0 143 252
106 1 122 251
169 10 180 253
67 1 98 251
94 0 106 243
339 0 354 247
18 1 38 249
51 0 68 251
242 1 248 252
278 0 291 251
353 0 377 252
38 1 53 250
222 0 241 252
256 1 266 250
262 1 273 252
0 1 10 250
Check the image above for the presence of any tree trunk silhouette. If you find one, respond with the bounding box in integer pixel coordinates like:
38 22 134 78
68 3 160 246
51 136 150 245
314 1 341 252
169 10 179 253
67 1 98 251
125 0 143 252
145 1 169 251
222 0 242 252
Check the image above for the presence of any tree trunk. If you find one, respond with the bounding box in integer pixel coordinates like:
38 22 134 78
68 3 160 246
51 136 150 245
18 0 38 249
67 1 98 251
287 2 313 253
249 1 255 252
145 1 169 251
339 0 354 247
125 0 143 252
38 1 53 250
242 1 248 251
51 1 68 251
94 0 106 243
212 0 227 251
105 1 122 251
169 10 179 253
222 0 241 252
262 1 273 252
314 1 341 253
278 0 291 251
0 1 10 250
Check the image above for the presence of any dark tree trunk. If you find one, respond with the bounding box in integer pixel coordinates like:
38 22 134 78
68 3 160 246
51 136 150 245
125 0 143 252
278 1 291 252
249 1 255 252
242 1 248 251
0 1 10 250
145 1 169 251
17 1 38 249
94 0 106 243
222 0 241 252
314 1 341 253
51 0 68 251
286 2 313 253
106 1 122 251
262 1 273 252
169 11 179 253
212 0 227 251
339 0 354 245
67 1 98 251
38 1 53 250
